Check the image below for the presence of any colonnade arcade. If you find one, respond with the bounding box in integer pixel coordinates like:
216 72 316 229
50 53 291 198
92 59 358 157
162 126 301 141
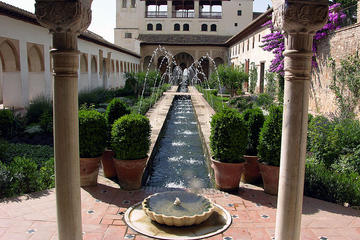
33 0 329 240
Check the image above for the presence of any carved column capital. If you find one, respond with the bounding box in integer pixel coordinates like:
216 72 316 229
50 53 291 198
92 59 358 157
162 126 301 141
273 1 328 35
35 0 92 34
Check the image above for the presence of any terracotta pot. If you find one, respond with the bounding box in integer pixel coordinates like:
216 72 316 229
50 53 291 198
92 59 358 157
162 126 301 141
80 156 101 187
259 163 280 195
242 155 261 184
101 149 116 178
113 157 148 190
211 158 245 191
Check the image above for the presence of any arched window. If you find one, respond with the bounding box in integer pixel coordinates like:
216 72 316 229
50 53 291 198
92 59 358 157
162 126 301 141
122 0 127 8
174 23 180 31
156 23 162 31
147 23 153 31
183 24 189 31
201 24 208 31
130 0 136 8
211 24 217 32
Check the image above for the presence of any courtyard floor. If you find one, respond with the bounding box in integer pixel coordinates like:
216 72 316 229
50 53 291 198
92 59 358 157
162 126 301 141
0 175 359 240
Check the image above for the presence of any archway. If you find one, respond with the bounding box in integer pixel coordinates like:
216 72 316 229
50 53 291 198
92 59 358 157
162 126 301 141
0 56 3 105
79 54 88 91
28 45 45 101
0 39 22 108
90 55 98 89
102 59 107 88
157 56 168 76
213 57 224 67
198 57 209 82
174 52 194 70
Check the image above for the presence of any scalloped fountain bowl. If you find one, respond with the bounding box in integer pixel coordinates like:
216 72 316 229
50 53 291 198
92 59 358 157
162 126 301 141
142 191 215 227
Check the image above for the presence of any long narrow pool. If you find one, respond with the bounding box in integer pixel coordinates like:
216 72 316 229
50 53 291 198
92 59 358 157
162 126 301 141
146 95 211 188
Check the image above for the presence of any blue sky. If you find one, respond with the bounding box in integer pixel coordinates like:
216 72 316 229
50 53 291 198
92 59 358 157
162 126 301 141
3 0 272 43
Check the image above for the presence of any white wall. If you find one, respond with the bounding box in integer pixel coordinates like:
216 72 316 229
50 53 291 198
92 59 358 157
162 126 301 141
0 14 140 108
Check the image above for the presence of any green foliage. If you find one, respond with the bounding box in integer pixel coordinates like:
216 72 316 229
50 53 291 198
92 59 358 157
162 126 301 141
304 159 360 206
210 108 248 163
78 110 107 158
26 95 52 124
307 115 335 166
255 93 274 110
241 108 265 156
329 52 360 119
39 111 53 134
111 114 151 160
0 141 53 166
249 63 258 94
0 109 15 139
216 64 248 97
124 71 161 96
0 162 11 197
265 71 277 97
196 86 229 112
105 98 131 126
277 74 284 103
258 105 283 166
234 96 255 112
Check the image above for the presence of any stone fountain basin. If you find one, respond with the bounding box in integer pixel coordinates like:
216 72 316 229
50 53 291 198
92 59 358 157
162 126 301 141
142 191 215 227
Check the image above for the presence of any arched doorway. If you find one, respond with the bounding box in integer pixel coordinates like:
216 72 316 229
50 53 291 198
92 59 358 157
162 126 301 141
79 54 88 91
0 55 3 105
174 52 194 70
90 55 98 89
27 44 45 101
213 57 224 67
198 57 209 82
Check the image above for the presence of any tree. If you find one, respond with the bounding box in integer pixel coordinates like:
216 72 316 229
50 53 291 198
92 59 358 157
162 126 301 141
216 64 248 97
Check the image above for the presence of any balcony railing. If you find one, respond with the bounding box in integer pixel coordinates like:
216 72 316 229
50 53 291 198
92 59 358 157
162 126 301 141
145 11 168 18
199 12 222 19
172 11 195 18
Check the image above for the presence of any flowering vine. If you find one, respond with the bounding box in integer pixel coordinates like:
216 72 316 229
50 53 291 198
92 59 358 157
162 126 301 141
261 3 346 75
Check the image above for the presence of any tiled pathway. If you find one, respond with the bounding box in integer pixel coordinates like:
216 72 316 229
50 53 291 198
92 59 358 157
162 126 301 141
0 175 359 240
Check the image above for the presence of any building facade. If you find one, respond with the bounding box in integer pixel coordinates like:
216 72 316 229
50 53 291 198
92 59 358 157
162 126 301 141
0 2 140 109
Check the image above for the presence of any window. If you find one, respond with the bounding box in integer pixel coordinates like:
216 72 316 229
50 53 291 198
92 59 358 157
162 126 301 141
247 39 249 51
130 0 136 8
183 24 189 31
242 42 244 52
234 23 238 27
125 32 132 38
201 24 208 31
174 23 180 31
210 24 216 32
258 34 261 41
147 23 153 31
252 36 255 48
122 0 127 8
156 23 162 31
237 10 242 16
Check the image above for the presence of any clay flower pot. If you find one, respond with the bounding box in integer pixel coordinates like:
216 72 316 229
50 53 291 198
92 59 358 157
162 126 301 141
113 157 148 190
211 158 245 191
101 149 116 178
80 156 101 187
259 163 280 195
242 155 261 184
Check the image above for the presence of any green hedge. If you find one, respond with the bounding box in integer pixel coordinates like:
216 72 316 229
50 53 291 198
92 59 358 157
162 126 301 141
105 98 131 126
78 110 107 158
196 86 229 112
241 107 265 156
210 108 248 163
111 114 151 160
304 160 360 206
0 109 15 139
26 95 52 124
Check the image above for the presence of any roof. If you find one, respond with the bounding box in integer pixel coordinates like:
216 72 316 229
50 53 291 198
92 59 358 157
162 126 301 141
225 8 273 47
138 34 232 46
253 12 263 20
0 1 140 58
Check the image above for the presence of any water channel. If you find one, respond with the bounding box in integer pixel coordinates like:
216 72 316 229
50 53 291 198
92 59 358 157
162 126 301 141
146 91 211 189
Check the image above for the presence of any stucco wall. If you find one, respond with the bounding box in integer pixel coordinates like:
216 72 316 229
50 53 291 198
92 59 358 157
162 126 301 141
0 14 140 109
310 23 360 116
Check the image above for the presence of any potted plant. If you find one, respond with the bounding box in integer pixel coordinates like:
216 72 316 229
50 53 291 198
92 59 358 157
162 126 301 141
79 110 107 186
257 105 283 195
102 98 131 178
241 107 265 183
210 108 248 191
111 113 151 190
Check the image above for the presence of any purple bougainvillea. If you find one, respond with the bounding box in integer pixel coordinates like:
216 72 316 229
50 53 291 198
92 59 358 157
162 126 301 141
261 3 346 75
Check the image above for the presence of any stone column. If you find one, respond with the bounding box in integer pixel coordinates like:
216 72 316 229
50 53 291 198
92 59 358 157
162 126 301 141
194 0 200 18
35 1 92 240
167 0 172 18
272 1 328 240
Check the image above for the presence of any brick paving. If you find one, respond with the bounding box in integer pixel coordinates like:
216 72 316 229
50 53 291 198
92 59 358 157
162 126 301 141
0 175 359 240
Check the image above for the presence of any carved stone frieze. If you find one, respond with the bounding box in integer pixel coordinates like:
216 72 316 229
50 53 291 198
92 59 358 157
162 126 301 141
273 2 328 34
35 0 92 34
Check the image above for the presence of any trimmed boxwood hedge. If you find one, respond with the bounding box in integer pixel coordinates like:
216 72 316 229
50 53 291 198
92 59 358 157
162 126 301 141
257 105 283 166
79 110 107 158
111 113 151 160
210 108 248 163
105 98 131 126
241 107 265 156
0 109 14 139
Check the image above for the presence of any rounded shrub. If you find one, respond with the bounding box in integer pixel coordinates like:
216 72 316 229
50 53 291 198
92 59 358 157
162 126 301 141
258 105 283 166
111 113 151 160
79 110 107 158
0 109 14 139
26 95 52 124
210 108 248 163
105 98 131 126
241 107 265 156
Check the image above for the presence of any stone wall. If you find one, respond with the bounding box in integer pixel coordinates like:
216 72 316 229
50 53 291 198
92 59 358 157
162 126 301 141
309 22 360 116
